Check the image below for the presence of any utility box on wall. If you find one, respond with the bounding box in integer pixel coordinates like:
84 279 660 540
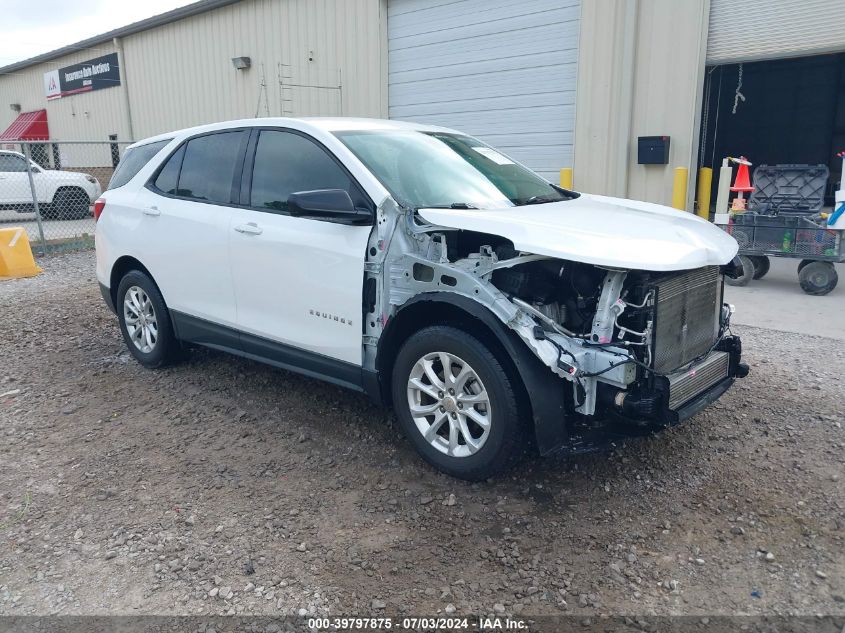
638 136 670 165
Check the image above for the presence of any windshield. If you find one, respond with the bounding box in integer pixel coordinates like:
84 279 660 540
334 130 572 209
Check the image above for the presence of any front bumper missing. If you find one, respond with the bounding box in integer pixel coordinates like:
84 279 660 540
602 334 747 428
540 334 748 456
673 375 735 423
666 351 730 410
661 334 747 424
669 337 748 424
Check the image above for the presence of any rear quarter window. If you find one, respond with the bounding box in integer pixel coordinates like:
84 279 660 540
108 139 171 190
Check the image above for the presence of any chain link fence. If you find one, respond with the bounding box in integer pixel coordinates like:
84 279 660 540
0 140 132 254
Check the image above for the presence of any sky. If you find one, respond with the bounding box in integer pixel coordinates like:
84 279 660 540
0 0 197 66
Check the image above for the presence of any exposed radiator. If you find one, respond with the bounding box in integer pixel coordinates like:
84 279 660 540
667 351 730 409
652 266 721 374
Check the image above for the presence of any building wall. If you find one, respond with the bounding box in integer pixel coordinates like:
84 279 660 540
0 0 386 146
123 0 386 139
0 42 130 143
573 0 710 209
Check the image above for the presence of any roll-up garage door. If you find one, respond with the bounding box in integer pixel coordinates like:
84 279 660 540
387 0 580 181
707 0 845 65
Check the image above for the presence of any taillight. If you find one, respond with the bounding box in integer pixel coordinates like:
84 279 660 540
93 198 106 221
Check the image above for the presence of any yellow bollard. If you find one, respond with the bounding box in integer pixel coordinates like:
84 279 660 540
671 167 689 211
696 167 713 220
559 168 573 190
0 227 42 280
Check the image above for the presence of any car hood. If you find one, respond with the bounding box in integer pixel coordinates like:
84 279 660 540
417 193 738 271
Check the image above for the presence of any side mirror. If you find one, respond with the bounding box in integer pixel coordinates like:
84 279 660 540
287 189 369 224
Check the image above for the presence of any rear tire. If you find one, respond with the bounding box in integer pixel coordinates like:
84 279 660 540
725 255 755 287
749 255 770 280
391 325 525 481
798 261 838 296
116 270 179 368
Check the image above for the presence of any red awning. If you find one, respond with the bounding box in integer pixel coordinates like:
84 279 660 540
0 110 49 141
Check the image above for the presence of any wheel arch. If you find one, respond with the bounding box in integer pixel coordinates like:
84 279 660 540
53 184 90 202
110 256 158 308
375 292 571 455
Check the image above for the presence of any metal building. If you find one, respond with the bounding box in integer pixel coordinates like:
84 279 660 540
1 0 844 208
0 0 386 146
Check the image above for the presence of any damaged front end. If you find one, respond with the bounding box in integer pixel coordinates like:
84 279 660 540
363 198 748 455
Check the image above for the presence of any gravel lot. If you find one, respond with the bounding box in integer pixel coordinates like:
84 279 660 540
0 251 843 617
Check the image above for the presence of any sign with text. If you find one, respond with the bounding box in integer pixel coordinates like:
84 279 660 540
43 53 120 100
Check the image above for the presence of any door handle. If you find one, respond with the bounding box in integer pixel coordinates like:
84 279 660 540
142 206 160 217
234 222 263 235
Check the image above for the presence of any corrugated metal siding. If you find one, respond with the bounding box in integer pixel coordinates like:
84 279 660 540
708 0 845 64
0 0 386 143
387 0 580 180
124 0 385 138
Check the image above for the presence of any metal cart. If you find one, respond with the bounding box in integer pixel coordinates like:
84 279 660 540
717 164 844 296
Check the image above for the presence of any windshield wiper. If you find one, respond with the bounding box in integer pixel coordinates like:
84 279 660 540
522 194 564 206
418 202 479 210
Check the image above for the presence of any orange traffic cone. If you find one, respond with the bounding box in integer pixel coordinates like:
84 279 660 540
729 156 753 211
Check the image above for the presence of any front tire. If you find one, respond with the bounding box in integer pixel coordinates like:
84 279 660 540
116 270 179 368
51 187 90 220
391 325 525 480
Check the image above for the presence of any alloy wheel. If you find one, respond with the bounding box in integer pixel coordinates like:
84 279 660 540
406 351 492 457
123 286 158 354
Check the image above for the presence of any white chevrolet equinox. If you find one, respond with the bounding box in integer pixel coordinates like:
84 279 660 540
96 117 748 480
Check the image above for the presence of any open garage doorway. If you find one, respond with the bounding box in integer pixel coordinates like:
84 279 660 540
698 52 845 212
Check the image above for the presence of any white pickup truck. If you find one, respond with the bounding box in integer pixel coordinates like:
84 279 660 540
0 150 102 219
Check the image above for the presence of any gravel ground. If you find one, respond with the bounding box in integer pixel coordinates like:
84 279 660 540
0 251 843 617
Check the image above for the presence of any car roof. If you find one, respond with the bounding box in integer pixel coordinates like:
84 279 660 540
128 117 462 149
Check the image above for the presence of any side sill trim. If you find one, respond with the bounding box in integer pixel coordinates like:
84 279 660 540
99 282 116 314
170 310 365 393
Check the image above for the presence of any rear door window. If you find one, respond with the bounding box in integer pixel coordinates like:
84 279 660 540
249 130 368 213
175 131 245 204
108 139 170 189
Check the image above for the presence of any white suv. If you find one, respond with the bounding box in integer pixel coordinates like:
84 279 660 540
95 118 748 480
0 150 101 219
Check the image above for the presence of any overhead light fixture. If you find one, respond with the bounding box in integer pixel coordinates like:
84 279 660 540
231 57 251 70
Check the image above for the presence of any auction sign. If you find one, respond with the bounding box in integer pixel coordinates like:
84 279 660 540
43 52 121 100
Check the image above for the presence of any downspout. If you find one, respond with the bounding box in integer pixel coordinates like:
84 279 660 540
378 0 389 118
614 0 638 198
113 37 135 140
687 0 712 211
